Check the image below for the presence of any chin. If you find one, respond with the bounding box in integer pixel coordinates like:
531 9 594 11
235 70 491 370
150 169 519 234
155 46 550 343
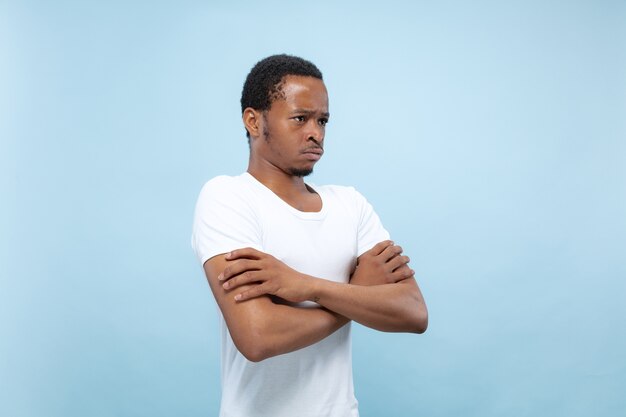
288 167 314 177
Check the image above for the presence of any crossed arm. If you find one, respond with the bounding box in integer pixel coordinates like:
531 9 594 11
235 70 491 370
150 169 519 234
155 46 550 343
203 241 428 362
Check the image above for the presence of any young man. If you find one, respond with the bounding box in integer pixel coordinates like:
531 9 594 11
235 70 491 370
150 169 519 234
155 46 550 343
192 54 428 417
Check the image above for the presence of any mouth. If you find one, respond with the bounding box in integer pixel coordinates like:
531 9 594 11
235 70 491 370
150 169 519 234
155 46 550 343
302 147 323 161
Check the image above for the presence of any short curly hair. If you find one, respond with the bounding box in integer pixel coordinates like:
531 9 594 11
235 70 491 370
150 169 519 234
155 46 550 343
240 54 323 138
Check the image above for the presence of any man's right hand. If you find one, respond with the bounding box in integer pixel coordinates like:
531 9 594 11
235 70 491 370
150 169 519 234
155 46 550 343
350 240 414 286
219 247 316 303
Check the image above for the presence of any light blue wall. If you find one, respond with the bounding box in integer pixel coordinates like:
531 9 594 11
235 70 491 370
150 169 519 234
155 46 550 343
1 1 625 416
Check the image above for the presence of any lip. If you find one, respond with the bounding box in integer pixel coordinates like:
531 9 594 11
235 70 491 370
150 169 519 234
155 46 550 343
302 147 323 161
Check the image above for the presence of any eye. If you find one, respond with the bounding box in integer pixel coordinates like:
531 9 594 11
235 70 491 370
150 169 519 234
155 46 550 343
293 115 306 123
318 118 328 127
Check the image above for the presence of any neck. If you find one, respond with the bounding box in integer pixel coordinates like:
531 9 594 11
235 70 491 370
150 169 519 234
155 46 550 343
247 159 310 197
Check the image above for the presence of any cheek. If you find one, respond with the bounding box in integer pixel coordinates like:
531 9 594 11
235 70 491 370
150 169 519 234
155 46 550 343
265 136 285 158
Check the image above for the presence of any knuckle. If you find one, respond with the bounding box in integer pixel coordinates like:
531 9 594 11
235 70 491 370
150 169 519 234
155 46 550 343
376 241 389 251
394 265 408 275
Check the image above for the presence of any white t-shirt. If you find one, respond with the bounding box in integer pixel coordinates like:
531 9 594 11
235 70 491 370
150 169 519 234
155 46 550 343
191 172 389 417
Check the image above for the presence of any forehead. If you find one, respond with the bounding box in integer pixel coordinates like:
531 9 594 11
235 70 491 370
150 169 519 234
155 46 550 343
272 75 328 111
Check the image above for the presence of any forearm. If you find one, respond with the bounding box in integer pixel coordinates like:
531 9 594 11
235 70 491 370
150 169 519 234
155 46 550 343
204 254 349 363
214 245 427 354
309 278 427 333
225 298 349 362
258 303 349 359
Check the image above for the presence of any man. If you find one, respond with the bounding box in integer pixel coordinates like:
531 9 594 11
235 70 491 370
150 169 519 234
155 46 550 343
192 54 428 417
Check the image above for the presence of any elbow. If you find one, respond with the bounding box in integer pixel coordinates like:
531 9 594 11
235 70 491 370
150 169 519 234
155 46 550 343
403 309 427 334
235 336 273 362
389 303 428 334
396 279 428 334
407 300 428 334
413 308 428 334
409 286 428 334
231 316 274 363
239 344 270 363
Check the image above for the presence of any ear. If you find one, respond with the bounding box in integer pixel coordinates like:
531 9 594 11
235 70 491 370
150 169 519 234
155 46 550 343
243 108 262 139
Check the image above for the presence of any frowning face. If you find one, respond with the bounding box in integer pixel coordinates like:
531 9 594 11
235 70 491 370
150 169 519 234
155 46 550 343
249 75 329 177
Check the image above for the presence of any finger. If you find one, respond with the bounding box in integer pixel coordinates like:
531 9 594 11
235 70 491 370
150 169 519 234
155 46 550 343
223 270 262 290
391 265 415 282
380 244 403 262
368 240 394 256
225 247 263 261
219 259 260 281
387 255 410 272
234 283 270 302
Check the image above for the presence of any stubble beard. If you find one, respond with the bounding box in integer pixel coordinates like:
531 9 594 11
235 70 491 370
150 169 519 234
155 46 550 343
263 121 314 178
288 167 314 177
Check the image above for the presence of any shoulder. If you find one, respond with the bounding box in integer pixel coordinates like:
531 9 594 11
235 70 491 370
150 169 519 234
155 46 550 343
200 174 245 194
197 174 255 203
192 174 261 231
194 174 261 222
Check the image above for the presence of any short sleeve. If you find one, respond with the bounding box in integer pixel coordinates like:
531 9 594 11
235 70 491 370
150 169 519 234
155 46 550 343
191 176 263 265
354 189 390 256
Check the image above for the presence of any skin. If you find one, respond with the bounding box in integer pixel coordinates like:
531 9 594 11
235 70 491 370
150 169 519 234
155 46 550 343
202 75 428 362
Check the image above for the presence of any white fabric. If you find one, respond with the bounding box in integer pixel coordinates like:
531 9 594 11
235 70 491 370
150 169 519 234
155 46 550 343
191 172 389 417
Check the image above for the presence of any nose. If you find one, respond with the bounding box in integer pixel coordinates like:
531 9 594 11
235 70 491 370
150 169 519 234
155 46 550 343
306 121 324 145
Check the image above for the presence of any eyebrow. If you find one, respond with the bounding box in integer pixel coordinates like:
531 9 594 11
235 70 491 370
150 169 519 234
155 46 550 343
291 108 330 118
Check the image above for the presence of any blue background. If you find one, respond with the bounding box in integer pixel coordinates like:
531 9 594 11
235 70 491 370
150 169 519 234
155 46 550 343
1 1 625 416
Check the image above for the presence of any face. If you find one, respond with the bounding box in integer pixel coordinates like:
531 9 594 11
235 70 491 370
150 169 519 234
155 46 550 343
251 75 329 177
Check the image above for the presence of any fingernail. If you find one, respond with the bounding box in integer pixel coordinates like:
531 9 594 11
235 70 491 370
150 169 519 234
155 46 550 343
234 294 242 301
218 273 223 281
225 252 231 259
223 282 229 289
